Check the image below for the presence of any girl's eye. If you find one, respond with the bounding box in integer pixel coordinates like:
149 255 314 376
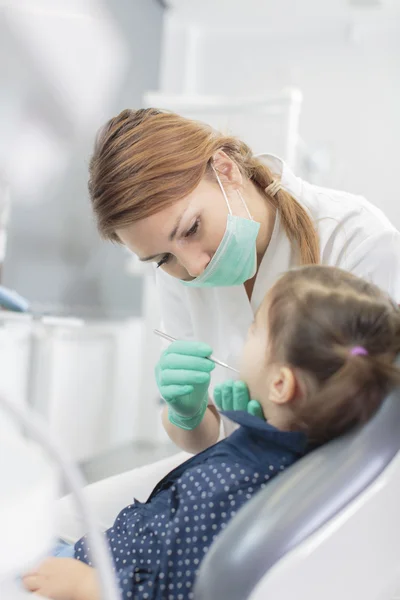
184 218 200 238
156 254 171 268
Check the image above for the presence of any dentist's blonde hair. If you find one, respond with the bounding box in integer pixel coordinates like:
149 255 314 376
89 108 319 265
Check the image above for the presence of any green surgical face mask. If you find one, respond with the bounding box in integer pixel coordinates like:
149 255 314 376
181 166 260 288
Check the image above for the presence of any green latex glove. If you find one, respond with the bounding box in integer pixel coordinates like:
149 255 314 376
214 380 265 420
155 340 215 430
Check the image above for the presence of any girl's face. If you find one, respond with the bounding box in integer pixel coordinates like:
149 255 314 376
240 293 297 426
240 299 271 403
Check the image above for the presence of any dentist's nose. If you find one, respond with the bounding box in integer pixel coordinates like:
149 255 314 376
182 251 211 278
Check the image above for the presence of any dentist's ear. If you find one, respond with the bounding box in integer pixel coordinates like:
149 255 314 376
268 367 297 406
212 150 243 186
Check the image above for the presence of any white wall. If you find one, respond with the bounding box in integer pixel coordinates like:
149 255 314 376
196 29 400 227
158 6 400 228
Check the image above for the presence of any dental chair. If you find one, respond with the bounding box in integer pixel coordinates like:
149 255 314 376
57 384 400 600
194 383 400 600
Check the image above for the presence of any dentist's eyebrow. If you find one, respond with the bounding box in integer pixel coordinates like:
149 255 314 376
169 206 191 242
139 208 190 261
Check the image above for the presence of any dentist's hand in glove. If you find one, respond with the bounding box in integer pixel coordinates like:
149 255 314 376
214 380 264 420
155 340 215 431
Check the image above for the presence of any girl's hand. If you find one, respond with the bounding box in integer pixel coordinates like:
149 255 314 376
23 557 99 600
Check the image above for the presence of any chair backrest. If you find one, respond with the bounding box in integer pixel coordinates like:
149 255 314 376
194 383 400 600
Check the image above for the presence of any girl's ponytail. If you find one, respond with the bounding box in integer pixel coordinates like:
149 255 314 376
297 352 400 444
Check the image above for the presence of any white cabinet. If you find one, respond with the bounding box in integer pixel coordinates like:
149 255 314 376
0 321 31 438
0 316 159 463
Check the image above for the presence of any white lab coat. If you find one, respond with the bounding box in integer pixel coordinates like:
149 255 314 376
155 154 400 436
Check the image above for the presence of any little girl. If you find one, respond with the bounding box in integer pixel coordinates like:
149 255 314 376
23 265 400 600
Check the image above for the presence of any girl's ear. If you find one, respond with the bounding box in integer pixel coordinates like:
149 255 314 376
268 366 297 406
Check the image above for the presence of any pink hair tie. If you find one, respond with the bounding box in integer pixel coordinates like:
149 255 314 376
350 346 368 357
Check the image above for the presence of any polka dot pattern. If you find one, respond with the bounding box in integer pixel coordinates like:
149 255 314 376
74 411 306 599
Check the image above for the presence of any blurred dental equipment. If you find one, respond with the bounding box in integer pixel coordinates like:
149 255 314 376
154 328 240 373
0 392 121 600
0 284 84 326
0 285 30 312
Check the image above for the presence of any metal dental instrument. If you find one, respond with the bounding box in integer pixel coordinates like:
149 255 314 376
154 329 240 374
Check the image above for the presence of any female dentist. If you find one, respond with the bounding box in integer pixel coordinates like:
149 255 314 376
89 107 400 455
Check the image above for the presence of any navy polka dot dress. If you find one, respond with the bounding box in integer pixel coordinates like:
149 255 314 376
74 411 307 599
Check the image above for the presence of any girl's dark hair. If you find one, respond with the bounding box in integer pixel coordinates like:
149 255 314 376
268 265 400 444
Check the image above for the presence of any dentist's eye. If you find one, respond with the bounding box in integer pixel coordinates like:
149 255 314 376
185 218 200 238
156 254 171 268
